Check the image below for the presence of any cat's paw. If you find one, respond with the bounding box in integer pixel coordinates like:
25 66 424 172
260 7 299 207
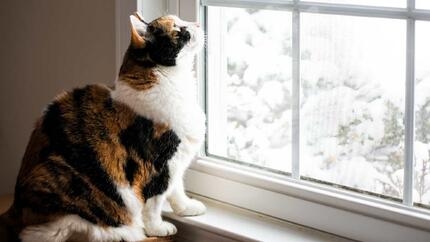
174 199 206 217
144 221 177 237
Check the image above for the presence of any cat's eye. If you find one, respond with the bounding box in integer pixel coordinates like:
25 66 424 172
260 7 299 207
173 24 181 32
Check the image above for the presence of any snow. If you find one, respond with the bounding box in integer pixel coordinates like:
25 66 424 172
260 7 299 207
417 0 430 9
207 6 430 206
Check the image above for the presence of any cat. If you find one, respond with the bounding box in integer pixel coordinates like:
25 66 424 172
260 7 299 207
0 12 206 242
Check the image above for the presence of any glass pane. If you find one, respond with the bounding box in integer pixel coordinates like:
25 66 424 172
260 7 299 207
307 0 405 8
301 13 406 199
417 0 430 9
207 6 292 172
414 21 430 208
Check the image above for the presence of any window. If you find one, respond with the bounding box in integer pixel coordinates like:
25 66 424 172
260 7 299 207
300 14 406 200
415 20 430 207
206 7 293 172
203 0 430 211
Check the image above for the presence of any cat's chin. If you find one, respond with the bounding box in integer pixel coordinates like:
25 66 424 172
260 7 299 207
184 26 205 55
175 53 198 66
178 43 204 61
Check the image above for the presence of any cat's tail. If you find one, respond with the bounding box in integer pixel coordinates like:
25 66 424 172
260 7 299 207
0 204 22 242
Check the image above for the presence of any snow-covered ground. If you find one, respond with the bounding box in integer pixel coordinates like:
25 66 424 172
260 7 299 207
207 7 430 206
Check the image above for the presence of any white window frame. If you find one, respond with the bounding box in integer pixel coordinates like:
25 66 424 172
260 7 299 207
170 0 430 240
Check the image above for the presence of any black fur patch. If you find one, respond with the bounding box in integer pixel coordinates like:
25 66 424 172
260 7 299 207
42 88 125 207
178 27 191 43
143 130 180 200
153 130 181 171
124 157 139 184
130 48 157 68
120 116 181 200
126 25 191 67
51 161 120 227
104 98 114 111
120 116 155 162
146 28 191 66
142 167 170 201
88 204 119 227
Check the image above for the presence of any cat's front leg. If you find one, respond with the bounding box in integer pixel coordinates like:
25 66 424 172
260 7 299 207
143 195 177 236
167 178 206 216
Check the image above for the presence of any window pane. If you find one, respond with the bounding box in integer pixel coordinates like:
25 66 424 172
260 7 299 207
206 7 292 172
415 21 430 208
416 0 430 9
307 0 405 8
301 13 406 199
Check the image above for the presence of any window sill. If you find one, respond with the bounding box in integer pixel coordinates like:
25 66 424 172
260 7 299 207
1 194 348 242
184 157 430 242
163 193 350 242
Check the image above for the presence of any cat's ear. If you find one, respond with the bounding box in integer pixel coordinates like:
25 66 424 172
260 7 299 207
129 14 147 48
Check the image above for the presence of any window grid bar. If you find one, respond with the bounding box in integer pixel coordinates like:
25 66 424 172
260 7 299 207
298 2 429 20
403 0 416 206
202 0 430 20
200 5 209 157
292 1 300 179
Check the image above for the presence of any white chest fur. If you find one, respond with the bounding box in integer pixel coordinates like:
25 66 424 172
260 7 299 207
111 62 205 160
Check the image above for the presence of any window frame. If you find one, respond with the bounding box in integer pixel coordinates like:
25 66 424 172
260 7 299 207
170 0 430 240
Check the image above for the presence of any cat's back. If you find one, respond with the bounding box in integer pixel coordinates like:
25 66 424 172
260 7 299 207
14 84 140 228
21 84 136 174
44 84 134 137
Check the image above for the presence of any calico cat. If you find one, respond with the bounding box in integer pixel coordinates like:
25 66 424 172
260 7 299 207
0 12 206 242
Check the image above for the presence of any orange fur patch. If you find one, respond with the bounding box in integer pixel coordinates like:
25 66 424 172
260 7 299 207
153 123 170 139
119 55 159 91
151 16 180 42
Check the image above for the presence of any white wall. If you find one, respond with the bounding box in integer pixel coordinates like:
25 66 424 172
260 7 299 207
0 0 167 195
139 0 168 22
